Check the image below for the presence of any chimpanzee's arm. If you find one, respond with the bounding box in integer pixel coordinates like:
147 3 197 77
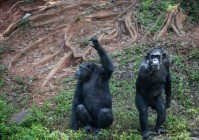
90 37 114 78
165 73 172 109
71 81 83 130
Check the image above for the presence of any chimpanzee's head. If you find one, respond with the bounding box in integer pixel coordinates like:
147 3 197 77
146 48 167 71
74 62 97 81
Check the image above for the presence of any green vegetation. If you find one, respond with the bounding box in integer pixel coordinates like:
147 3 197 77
138 0 177 34
138 0 199 33
181 0 199 24
1 40 198 139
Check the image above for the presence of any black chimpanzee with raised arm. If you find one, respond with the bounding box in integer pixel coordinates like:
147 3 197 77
135 48 172 138
71 37 114 134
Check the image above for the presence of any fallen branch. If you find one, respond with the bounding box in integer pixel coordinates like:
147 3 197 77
9 34 49 70
42 51 73 87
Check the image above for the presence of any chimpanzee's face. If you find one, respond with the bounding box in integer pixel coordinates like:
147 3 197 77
149 52 161 70
74 63 92 81
148 49 166 70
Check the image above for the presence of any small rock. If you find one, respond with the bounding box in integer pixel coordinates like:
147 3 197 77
8 109 31 125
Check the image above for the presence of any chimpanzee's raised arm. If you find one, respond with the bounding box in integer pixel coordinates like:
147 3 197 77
90 37 114 78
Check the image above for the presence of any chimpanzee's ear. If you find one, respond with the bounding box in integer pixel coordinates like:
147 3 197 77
162 52 167 59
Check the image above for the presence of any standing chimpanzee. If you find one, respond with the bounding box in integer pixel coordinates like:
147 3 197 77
135 48 172 138
71 37 114 134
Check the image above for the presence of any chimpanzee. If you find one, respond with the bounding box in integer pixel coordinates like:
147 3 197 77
135 48 172 138
71 37 114 134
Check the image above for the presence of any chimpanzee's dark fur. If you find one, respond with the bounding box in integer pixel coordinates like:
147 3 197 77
135 48 172 138
71 37 114 134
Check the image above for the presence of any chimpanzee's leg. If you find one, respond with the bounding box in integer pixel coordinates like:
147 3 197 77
93 108 113 135
135 94 156 138
151 95 167 134
76 104 94 132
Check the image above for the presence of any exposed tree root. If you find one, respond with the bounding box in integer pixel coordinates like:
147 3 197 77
124 11 138 43
99 33 106 40
174 8 187 35
3 27 21 41
57 73 71 81
7 1 24 14
65 42 82 59
41 28 94 87
154 12 174 39
107 1 132 10
30 16 65 27
46 24 67 31
141 15 161 43
9 34 49 70
7 9 21 21
2 2 93 38
64 32 83 59
65 40 92 61
85 27 114 40
42 51 73 87
87 13 120 20
171 17 181 36
2 19 21 38
32 42 65 66
114 2 135 21
2 12 60 38
21 1 71 12
20 6 41 12
0 34 4 42
82 47 92 60
154 3 186 40
100 29 118 44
